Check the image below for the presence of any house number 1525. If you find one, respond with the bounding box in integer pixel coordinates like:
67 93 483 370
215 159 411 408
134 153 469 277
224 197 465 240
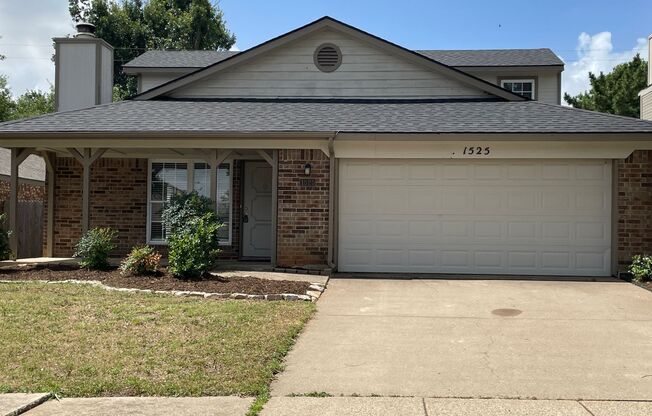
462 146 491 156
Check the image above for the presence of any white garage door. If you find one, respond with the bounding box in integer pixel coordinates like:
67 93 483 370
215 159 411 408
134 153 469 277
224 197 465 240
338 159 612 276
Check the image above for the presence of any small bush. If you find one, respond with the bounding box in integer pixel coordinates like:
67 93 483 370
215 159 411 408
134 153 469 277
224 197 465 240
629 254 652 282
168 214 222 279
0 213 11 260
162 191 214 236
73 227 118 270
120 245 162 276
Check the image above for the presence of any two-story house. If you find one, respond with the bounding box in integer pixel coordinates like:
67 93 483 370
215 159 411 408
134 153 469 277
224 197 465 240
2 17 652 277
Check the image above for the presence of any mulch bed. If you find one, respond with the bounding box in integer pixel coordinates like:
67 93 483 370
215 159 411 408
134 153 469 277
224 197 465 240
636 280 652 293
0 264 311 296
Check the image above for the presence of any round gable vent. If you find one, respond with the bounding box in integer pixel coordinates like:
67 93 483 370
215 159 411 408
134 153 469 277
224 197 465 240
314 43 342 72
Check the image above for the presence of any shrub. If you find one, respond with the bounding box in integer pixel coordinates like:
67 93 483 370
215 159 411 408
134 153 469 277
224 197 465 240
120 245 162 276
629 254 652 282
162 191 215 236
168 214 222 278
0 213 11 261
73 227 118 270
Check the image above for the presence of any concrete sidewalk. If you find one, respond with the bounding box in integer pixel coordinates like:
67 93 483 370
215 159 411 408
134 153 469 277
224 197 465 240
260 397 652 416
0 393 51 416
21 397 253 416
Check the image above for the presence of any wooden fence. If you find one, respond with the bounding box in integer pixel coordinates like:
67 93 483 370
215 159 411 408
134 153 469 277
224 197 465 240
2 200 43 258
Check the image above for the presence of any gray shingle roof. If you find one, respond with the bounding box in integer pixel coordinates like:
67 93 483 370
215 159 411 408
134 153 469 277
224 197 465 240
1 99 651 136
0 148 45 181
123 48 563 69
416 49 564 67
123 50 239 68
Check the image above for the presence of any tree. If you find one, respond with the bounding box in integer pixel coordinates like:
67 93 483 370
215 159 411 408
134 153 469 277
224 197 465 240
12 88 55 120
0 76 54 122
564 54 648 118
0 76 13 121
69 0 236 99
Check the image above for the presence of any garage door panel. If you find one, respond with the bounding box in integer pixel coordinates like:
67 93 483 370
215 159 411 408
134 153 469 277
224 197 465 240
339 159 612 276
340 245 611 275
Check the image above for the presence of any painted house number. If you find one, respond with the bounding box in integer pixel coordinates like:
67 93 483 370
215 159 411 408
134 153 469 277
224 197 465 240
462 146 491 156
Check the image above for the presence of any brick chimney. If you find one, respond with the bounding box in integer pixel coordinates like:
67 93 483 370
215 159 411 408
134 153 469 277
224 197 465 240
53 22 114 112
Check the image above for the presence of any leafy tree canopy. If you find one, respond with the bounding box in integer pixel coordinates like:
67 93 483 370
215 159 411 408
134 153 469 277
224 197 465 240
564 54 648 118
0 75 54 122
69 0 236 100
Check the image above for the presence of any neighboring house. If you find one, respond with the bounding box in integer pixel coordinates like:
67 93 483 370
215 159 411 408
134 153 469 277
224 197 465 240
640 34 652 120
1 17 652 277
0 148 45 204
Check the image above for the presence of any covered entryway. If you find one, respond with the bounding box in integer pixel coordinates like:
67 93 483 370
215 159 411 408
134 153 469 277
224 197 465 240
338 159 612 276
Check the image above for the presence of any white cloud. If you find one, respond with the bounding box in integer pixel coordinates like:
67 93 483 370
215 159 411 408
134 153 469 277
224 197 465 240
562 31 647 102
0 0 72 97
229 45 240 52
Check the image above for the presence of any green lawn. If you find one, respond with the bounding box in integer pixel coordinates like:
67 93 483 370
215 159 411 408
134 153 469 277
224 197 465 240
0 282 315 397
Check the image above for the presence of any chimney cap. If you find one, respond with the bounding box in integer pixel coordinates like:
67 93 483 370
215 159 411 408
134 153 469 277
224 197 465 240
75 22 96 37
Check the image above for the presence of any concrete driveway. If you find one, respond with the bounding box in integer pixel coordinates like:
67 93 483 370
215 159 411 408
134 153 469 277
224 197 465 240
272 277 652 400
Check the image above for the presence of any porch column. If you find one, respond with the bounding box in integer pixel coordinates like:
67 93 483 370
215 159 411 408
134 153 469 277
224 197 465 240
67 148 107 233
9 148 32 257
41 151 56 257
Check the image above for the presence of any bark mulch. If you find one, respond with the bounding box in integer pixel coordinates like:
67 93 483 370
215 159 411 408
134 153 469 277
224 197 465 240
0 264 311 296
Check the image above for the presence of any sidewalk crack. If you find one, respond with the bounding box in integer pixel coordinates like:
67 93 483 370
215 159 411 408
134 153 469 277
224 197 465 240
578 401 596 416
422 397 429 416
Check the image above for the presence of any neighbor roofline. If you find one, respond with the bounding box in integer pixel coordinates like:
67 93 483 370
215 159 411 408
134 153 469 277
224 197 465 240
451 64 564 69
131 16 527 102
122 67 198 74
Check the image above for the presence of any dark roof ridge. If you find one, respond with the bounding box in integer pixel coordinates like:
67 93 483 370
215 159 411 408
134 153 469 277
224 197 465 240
153 97 506 104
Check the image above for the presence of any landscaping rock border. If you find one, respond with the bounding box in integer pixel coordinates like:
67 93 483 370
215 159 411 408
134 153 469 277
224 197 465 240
0 279 326 302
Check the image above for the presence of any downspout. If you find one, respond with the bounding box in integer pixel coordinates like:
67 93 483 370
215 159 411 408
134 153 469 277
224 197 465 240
327 131 339 271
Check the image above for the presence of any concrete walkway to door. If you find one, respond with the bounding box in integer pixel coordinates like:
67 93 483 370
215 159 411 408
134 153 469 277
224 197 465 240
272 277 652 400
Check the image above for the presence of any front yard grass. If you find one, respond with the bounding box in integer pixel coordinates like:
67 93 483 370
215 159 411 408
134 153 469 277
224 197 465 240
0 282 315 397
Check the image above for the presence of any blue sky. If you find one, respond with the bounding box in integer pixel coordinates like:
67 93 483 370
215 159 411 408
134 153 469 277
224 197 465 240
0 0 650 98
220 0 650 54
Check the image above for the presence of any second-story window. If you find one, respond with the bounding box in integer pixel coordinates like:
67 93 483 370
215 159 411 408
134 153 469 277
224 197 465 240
501 79 535 99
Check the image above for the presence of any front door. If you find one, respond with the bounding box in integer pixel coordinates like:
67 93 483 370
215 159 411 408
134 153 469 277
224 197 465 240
242 161 272 258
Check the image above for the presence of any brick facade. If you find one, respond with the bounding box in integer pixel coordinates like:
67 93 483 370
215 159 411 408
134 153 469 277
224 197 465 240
276 149 330 268
46 157 243 259
616 150 652 271
45 149 652 274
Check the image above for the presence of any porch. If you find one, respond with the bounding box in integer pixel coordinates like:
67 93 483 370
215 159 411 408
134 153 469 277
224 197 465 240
4 142 333 271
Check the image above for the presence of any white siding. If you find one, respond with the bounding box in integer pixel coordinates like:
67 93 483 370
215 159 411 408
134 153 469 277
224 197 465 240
465 69 561 104
642 89 652 121
140 72 189 93
57 43 97 112
100 45 113 104
171 29 490 99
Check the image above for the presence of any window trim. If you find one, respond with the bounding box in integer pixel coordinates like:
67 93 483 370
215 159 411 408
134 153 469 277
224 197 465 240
499 77 537 100
147 159 233 246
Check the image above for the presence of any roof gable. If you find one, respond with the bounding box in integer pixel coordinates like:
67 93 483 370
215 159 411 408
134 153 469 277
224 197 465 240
133 16 526 101
168 27 493 99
